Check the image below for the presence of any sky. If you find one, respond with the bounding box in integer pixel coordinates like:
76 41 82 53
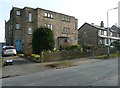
0 0 119 42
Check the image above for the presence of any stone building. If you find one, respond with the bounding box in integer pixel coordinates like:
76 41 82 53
5 7 78 54
78 22 120 47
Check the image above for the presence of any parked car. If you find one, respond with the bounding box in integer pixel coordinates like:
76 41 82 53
2 46 17 56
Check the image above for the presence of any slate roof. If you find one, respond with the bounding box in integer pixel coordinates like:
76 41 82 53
78 22 107 31
111 25 120 33
79 23 120 34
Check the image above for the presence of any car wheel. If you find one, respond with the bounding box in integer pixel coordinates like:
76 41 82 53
4 61 7 66
2 54 5 57
14 54 16 56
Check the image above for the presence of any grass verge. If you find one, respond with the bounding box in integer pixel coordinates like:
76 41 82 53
95 53 120 59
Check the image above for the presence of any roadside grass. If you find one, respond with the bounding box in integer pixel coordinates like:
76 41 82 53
95 53 120 59
45 60 74 69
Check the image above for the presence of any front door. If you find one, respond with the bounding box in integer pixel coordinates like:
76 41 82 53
16 40 22 52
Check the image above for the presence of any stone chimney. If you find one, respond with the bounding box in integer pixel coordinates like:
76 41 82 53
100 21 104 27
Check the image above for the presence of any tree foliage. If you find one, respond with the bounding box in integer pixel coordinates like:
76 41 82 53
112 40 120 51
32 27 55 54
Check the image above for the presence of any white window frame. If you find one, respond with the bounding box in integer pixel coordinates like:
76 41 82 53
44 24 47 27
48 13 50 18
98 30 101 35
45 12 47 17
104 31 107 36
51 14 53 18
16 23 20 29
28 27 32 34
28 13 32 22
16 11 20 16
50 25 53 30
47 24 50 28
110 32 112 36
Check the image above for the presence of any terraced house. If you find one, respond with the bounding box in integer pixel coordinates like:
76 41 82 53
78 22 120 47
5 7 78 54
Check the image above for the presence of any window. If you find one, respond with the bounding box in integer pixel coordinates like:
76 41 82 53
28 27 32 34
63 17 65 21
101 30 104 35
28 13 32 22
44 24 53 30
47 24 53 30
44 12 53 19
67 17 70 22
16 11 20 16
105 39 107 45
117 34 119 37
63 27 70 34
50 25 53 30
16 23 20 29
68 28 70 34
62 16 70 22
98 30 101 35
104 31 107 36
51 14 53 18
48 13 50 18
75 22 77 30
63 27 66 34
47 24 50 28
99 39 102 44
110 32 112 36
45 12 47 17
44 24 47 27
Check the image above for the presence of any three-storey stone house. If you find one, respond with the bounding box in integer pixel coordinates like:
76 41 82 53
5 7 78 54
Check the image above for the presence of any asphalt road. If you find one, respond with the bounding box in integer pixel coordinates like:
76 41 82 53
2 58 118 86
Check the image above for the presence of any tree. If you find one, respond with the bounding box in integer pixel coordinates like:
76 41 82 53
112 40 120 51
32 27 55 54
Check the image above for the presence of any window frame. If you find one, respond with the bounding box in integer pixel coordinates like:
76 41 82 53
44 12 47 17
28 27 32 35
16 11 20 16
51 14 53 18
28 13 32 22
16 23 21 29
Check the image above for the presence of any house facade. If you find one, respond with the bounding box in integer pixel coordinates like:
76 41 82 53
5 7 78 54
78 22 120 47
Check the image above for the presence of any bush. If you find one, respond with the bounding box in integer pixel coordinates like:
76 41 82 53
66 44 82 51
32 54 40 59
31 54 41 63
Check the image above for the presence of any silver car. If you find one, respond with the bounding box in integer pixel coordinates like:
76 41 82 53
2 46 17 56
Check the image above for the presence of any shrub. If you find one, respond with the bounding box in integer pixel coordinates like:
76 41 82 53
66 44 82 51
32 54 40 59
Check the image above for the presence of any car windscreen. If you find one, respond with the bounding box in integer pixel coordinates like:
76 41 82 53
4 47 15 49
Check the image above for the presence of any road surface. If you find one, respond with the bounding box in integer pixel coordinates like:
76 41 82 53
2 58 118 86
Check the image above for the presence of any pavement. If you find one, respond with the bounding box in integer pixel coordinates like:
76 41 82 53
1 56 103 78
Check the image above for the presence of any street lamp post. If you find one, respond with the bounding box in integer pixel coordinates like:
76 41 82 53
107 7 118 57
